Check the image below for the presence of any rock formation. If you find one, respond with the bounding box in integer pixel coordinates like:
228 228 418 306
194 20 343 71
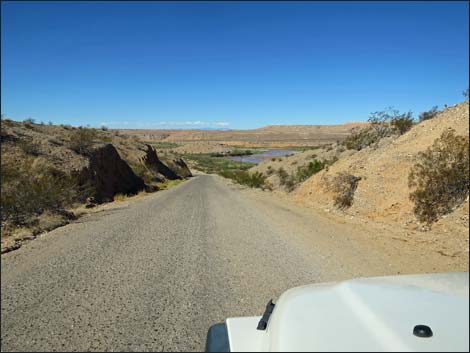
79 144 146 203
141 144 180 180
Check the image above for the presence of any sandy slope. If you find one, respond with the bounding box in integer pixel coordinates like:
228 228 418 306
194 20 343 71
293 101 469 263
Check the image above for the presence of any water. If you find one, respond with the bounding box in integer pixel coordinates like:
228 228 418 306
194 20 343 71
228 149 296 164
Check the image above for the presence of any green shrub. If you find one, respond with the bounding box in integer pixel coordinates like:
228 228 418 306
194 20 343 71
326 172 361 209
408 129 469 223
69 128 97 155
419 106 439 122
220 170 267 189
295 160 325 183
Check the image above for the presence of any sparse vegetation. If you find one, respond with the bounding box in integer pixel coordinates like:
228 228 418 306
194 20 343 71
130 163 155 184
295 160 326 183
326 172 361 209
343 108 414 150
156 179 185 190
220 170 268 189
145 141 180 149
18 139 41 156
182 153 254 175
419 106 440 122
23 118 35 124
69 128 98 155
210 149 256 158
276 167 295 191
1 156 91 228
408 128 469 224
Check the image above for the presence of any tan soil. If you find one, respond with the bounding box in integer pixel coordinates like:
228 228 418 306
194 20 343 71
224 176 468 274
290 101 469 265
118 122 367 153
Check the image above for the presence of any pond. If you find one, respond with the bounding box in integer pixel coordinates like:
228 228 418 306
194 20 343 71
227 149 296 164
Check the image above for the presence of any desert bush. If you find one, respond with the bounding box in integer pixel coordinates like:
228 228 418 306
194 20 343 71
220 170 267 189
266 166 274 176
326 172 361 209
277 167 289 183
69 128 97 155
276 167 296 191
100 125 109 131
369 107 414 135
463 88 469 99
18 139 41 156
344 108 414 150
408 129 469 223
1 157 89 226
391 112 414 134
295 160 325 183
23 118 35 124
419 106 439 122
342 126 383 150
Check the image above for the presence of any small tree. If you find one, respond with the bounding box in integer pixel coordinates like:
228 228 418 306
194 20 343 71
463 88 469 99
409 128 469 223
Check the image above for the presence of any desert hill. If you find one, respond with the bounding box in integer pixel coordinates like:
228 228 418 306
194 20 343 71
1 119 192 250
118 122 367 149
294 101 469 234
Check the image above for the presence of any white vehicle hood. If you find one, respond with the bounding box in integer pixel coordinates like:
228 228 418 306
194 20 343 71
226 272 469 352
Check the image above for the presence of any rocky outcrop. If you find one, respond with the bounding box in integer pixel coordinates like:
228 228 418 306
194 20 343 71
79 144 146 203
141 144 181 180
164 157 192 178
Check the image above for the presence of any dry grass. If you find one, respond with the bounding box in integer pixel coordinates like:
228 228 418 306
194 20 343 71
156 179 185 190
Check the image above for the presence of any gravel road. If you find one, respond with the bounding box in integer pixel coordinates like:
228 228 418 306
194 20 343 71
1 174 386 352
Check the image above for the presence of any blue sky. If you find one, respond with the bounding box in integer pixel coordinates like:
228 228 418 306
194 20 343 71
1 1 468 129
